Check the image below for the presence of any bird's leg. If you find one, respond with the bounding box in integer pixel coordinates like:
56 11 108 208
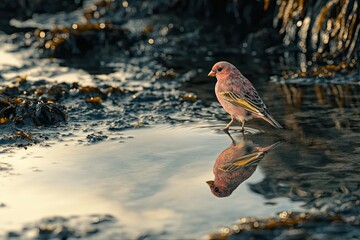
223 117 234 131
241 121 245 133
227 131 236 145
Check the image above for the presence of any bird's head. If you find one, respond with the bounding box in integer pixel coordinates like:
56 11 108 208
206 180 230 197
208 61 233 79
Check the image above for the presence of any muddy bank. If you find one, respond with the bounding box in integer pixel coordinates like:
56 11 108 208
207 211 359 240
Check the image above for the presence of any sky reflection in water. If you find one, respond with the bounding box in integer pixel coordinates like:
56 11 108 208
0 125 302 238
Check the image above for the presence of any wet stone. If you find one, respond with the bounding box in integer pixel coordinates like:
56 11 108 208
209 211 360 240
340 194 360 203
108 119 132 131
86 133 108 144
8 214 120 240
0 94 66 126
6 231 20 238
274 229 309 240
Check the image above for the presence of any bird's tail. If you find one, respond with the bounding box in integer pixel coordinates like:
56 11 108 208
259 141 282 153
262 113 283 129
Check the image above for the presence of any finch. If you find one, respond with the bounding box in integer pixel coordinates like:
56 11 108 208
206 139 280 198
208 61 282 131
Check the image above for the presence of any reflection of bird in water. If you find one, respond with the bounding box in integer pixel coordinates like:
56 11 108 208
207 136 280 198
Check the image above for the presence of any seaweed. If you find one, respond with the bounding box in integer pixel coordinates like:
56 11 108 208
0 93 66 126
273 0 359 80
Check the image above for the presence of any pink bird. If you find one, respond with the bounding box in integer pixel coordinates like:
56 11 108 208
207 139 280 198
208 61 282 131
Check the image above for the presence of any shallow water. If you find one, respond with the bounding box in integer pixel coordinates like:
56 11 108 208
1 1 360 238
0 125 306 239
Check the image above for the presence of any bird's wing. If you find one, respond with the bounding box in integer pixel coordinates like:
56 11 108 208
219 152 264 172
220 91 266 115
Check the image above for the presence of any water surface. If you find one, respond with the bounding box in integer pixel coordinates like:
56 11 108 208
1 125 304 239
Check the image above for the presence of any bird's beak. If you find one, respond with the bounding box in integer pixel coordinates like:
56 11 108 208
206 180 214 187
208 70 216 77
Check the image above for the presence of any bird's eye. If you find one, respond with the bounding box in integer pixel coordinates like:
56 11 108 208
214 187 220 193
217 67 223 72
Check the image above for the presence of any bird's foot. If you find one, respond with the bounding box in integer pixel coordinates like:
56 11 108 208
240 127 246 136
222 127 230 133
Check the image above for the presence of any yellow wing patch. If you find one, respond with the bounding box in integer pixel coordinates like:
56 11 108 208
219 152 264 172
233 152 263 166
220 91 262 114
